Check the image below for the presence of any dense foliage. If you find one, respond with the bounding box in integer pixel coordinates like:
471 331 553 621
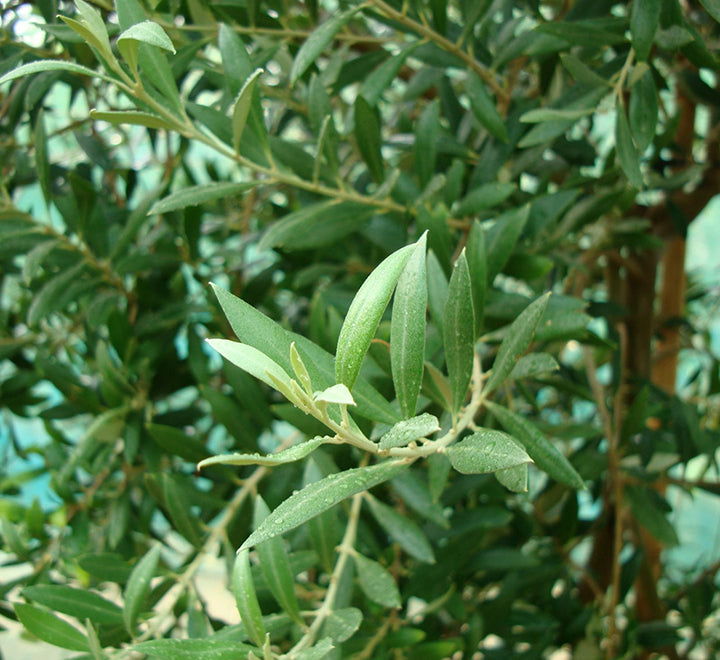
1 1 719 658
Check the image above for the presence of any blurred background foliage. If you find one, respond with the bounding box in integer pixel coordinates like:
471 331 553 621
0 0 719 658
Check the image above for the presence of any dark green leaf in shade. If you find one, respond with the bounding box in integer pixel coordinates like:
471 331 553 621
379 413 440 451
353 553 401 608
304 458 342 574
560 53 611 88
484 292 550 395
631 0 661 61
335 242 416 389
699 0 720 24
466 74 508 142
415 100 440 188
231 69 262 151
14 603 89 652
428 453 452 502
232 549 266 647
443 250 475 416
390 234 428 418
426 250 449 330
240 461 408 550
466 220 487 337
259 200 375 251
123 544 162 632
290 6 361 84
198 437 329 470
161 474 203 547
485 401 585 489
132 638 255 658
624 485 679 547
615 104 644 189
254 497 304 625
452 182 516 217
495 463 529 492
218 23 253 94
361 43 420 105
629 71 658 152
366 495 435 563
354 95 385 183
508 353 559 380
484 205 530 282
536 21 627 47
22 586 123 625
28 261 85 326
447 429 532 475
391 470 449 527
90 110 174 130
324 607 363 643
34 111 50 204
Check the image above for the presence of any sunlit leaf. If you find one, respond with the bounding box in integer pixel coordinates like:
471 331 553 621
447 429 532 475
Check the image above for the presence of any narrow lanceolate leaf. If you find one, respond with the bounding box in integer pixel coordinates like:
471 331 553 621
366 495 435 563
132 638 255 658
485 401 585 489
240 461 408 550
447 429 532 475
336 242 417 389
353 553 401 608
466 220 487 338
206 339 294 399
232 549 266 647
254 497 303 625
354 96 385 183
508 353 559 380
452 182 516 217
624 486 679 547
149 181 258 215
484 292 550 396
0 60 118 86
118 21 176 53
631 0 661 61
14 603 89 652
198 436 329 470
485 205 530 283
361 42 420 105
495 464 528 492
379 413 440 451
123 544 162 631
232 69 263 151
324 608 363 643
700 0 720 24
415 101 440 188
615 104 644 189
443 250 475 416
466 73 508 143
22 585 123 625
34 111 50 204
90 110 174 130
290 6 360 84
629 71 658 152
162 474 203 547
391 234 428 419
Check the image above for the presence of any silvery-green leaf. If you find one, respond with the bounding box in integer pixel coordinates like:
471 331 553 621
495 463 528 492
197 436 329 470
232 549 266 647
314 384 355 406
123 544 162 631
323 607 362 643
447 429 531 475
352 553 401 608
379 413 440 451
118 20 175 53
509 353 559 380
231 69 263 151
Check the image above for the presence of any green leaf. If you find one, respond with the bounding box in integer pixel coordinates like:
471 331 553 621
232 69 263 151
485 205 530 282
259 200 375 251
361 43 421 105
123 544 162 631
452 182 516 217
206 339 294 398
324 607 363 643
466 74 508 142
560 53 611 87
200 439 330 470
615 104 644 188
354 96 385 183
520 107 595 123
629 71 658 152
631 0 661 61
14 603 89 652
415 100 440 188
118 20 175 53
391 470 449 527
314 384 355 405
485 402 585 489
495 463 528 492
536 21 627 47
132 638 255 658
240 461 408 550
447 429 532 475
366 495 435 563
34 110 50 204
304 458 342 574
443 250 475 416
218 23 253 95
90 110 174 130
75 0 113 56
353 553 401 608
624 485 679 547
699 0 720 23
0 60 118 86
335 242 417 389
379 413 440 451
466 220 487 336
290 6 361 84
391 234 428 418
508 353 559 380
484 292 550 395
147 423 207 463
296 638 335 660
22 586 123 625
28 261 85 326
426 250 449 331
162 474 203 547
149 181 258 215
232 549 266 647
254 497 304 625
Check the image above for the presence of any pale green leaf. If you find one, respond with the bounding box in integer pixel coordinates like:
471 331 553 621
232 68 263 151
118 20 176 53
232 549 266 647
132 638 255 658
240 461 408 549
149 181 258 214
379 413 440 451
520 107 595 123
324 607 362 643
447 429 532 475
198 436 329 470
90 110 174 130
314 384 355 406
484 292 550 395
0 60 118 86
